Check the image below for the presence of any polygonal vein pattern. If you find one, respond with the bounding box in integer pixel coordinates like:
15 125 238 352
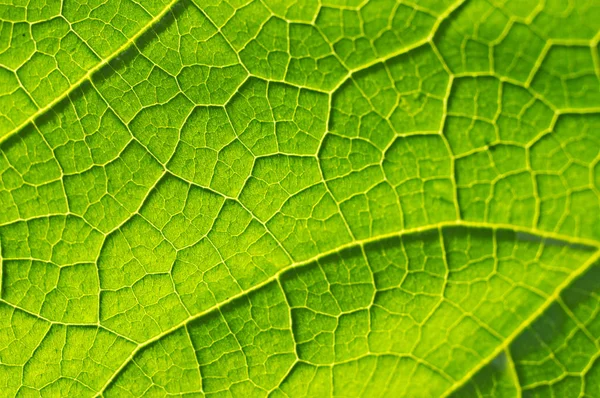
0 0 599 397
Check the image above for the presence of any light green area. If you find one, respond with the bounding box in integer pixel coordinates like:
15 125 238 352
0 0 599 397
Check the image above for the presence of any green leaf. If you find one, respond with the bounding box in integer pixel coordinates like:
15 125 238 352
1 0 599 397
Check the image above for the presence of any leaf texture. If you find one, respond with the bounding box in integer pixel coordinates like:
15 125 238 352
0 0 599 397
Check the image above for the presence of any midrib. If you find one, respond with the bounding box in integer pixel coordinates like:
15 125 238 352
95 219 600 395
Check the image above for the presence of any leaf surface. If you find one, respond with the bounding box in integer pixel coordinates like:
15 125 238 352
0 0 599 397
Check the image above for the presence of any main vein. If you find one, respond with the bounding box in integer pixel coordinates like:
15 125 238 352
95 220 600 395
